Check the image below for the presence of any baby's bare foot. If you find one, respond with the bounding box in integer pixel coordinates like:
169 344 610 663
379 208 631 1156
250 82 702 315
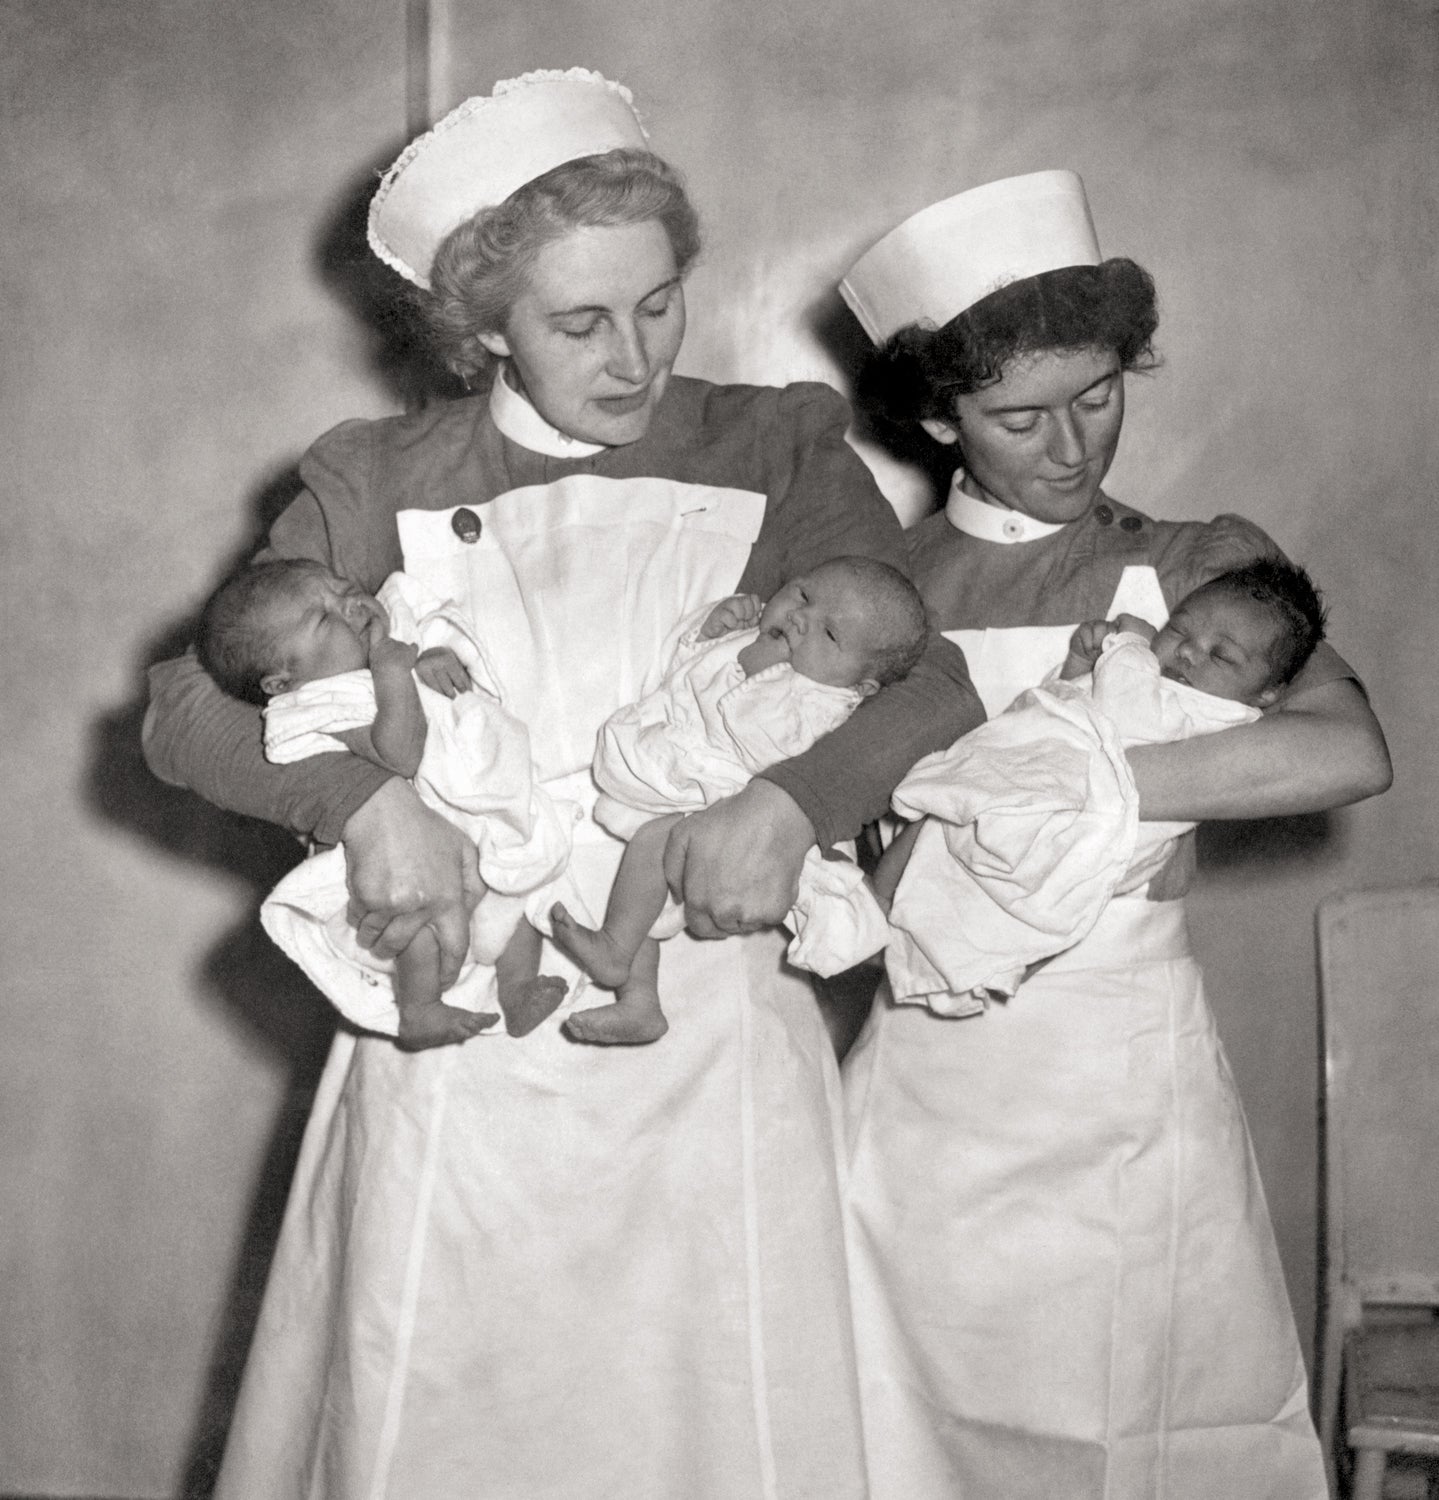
397 1001 498 1052
549 902 634 989
501 975 568 1038
563 992 669 1047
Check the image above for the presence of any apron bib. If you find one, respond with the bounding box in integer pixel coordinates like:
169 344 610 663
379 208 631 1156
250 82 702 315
217 475 868 1500
844 566 1326 1500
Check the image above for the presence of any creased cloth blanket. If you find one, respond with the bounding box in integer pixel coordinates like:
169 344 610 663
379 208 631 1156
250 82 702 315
886 631 1258 1013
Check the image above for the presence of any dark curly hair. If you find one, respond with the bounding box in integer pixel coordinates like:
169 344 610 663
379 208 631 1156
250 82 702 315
1194 556 1328 688
858 258 1160 429
419 148 702 385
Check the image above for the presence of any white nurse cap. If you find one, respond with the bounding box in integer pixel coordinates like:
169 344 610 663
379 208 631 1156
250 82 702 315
367 67 650 289
839 170 1102 345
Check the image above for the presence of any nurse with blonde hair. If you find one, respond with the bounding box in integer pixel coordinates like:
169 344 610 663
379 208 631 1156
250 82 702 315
145 70 980 1498
838 172 1389 1499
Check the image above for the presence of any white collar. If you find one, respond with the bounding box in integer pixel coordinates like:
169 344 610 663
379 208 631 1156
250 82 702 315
944 473 1068 544
488 365 607 460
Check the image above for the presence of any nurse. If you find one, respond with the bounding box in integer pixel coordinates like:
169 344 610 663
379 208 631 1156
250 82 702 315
144 71 980 1498
838 172 1390 1500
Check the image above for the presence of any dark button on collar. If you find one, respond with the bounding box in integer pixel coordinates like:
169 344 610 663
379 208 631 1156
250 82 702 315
1095 505 1114 525
1119 515 1143 532
451 507 482 543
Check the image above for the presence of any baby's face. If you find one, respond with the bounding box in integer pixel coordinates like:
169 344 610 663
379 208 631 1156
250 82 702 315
267 573 385 688
1150 590 1281 706
755 567 881 691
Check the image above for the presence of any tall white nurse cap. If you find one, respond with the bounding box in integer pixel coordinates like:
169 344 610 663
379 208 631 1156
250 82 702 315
839 170 1101 345
368 68 650 289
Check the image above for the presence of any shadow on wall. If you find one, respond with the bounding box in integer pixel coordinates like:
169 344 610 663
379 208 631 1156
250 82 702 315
84 155 465 1496
808 288 957 515
314 145 466 410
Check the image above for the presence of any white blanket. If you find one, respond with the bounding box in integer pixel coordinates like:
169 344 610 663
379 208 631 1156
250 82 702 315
886 632 1258 1012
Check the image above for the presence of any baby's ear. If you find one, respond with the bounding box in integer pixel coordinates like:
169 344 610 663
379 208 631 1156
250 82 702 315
260 670 294 698
856 677 882 699
1252 683 1283 710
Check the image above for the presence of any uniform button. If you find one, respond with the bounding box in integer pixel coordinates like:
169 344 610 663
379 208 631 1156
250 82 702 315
451 507 482 543
1095 505 1114 525
1120 515 1143 532
1002 516 1025 540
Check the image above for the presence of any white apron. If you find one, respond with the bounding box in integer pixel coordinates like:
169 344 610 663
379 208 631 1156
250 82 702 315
216 467 867 1499
842 566 1326 1500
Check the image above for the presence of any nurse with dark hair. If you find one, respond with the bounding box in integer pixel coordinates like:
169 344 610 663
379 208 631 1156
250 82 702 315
838 171 1389 1500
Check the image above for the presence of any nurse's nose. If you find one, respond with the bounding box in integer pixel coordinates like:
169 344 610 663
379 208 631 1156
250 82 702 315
1049 411 1085 467
606 318 651 386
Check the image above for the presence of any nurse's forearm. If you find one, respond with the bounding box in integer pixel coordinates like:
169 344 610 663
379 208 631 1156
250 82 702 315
763 633 983 848
143 651 393 843
1129 677 1392 821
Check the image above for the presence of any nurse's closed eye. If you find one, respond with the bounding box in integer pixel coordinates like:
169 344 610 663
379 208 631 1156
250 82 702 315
560 320 600 342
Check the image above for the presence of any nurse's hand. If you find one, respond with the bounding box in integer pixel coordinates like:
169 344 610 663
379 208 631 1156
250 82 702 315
663 780 815 939
341 778 486 988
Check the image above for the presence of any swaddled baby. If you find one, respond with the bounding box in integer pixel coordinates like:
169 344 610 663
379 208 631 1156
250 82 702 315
552 555 928 1045
196 559 573 1049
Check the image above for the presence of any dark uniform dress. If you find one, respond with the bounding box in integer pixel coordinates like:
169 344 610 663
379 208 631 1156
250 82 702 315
842 480 1333 1500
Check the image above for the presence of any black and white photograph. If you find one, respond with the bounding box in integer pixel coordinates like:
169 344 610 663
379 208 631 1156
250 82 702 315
3 3 1435 1497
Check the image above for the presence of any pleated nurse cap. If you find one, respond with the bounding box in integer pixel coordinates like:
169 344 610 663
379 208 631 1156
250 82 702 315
839 170 1101 344
367 67 650 289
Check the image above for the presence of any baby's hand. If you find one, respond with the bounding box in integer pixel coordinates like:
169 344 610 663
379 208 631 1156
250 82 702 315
366 621 419 677
1066 619 1116 668
701 593 763 638
1112 612 1157 643
414 646 472 698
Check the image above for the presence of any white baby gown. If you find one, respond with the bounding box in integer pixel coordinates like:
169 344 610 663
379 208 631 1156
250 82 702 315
885 630 1258 1012
593 606 890 977
259 571 576 1034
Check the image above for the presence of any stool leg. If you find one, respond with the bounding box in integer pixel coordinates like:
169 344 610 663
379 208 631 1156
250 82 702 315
1351 1447 1386 1500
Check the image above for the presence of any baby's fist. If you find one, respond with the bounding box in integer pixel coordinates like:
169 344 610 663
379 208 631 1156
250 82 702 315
369 633 419 675
701 594 763 638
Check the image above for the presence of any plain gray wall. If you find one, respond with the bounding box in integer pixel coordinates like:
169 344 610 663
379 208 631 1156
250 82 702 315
4 1 1435 1494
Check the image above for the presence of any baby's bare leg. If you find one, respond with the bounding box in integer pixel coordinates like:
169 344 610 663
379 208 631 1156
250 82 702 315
494 918 568 1038
550 813 681 987
563 937 667 1046
394 928 498 1051
872 819 923 911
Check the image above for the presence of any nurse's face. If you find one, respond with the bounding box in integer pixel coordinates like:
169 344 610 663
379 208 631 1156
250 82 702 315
924 346 1126 524
478 218 686 448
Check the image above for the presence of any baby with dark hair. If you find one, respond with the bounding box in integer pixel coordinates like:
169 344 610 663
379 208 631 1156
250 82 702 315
553 556 929 1045
196 559 573 1049
1061 554 1328 705
879 556 1327 1011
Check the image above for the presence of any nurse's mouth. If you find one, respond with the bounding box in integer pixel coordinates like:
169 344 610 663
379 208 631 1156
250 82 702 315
595 388 651 415
1044 469 1089 491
